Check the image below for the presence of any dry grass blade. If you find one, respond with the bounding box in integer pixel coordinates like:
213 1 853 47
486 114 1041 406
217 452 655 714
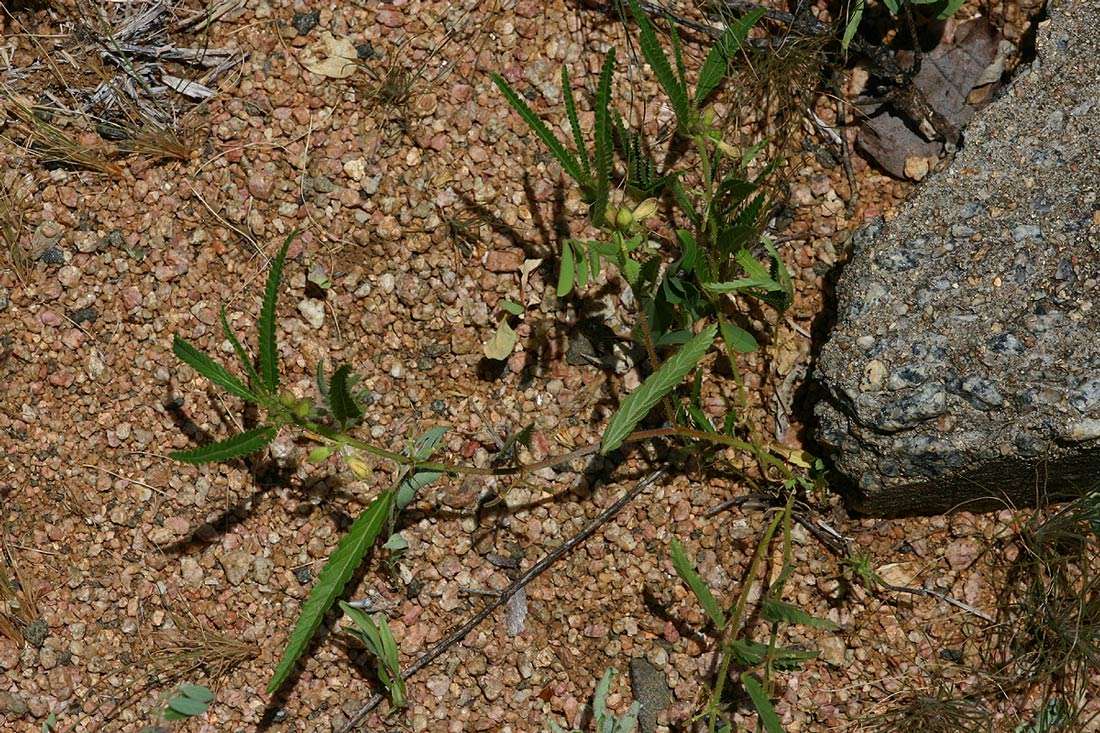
863 686 993 733
118 119 191 161
4 95 123 175
0 537 44 647
984 491 1100 728
149 609 259 683
0 168 33 282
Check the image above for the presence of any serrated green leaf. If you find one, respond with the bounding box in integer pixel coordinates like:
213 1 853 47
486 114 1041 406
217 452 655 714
492 74 585 186
763 238 794 311
730 639 817 668
267 491 394 694
719 319 758 353
558 240 575 296
741 673 785 733
172 336 257 403
329 364 362 426
670 539 726 629
704 249 785 295
171 425 278 464
219 307 261 392
694 8 765 106
762 599 840 630
561 66 589 177
592 49 616 223
259 233 294 393
601 324 716 453
627 0 690 128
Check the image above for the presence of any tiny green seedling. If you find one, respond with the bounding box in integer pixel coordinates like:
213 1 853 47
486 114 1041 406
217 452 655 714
339 601 406 708
549 668 640 733
138 683 214 732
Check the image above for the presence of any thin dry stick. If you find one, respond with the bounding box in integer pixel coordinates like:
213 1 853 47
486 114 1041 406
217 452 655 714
338 469 667 732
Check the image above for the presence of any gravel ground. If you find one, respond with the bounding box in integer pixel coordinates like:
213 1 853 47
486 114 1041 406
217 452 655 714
0 1 1081 732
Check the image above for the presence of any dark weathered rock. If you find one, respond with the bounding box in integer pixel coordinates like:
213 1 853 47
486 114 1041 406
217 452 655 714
629 657 671 733
815 0 1099 516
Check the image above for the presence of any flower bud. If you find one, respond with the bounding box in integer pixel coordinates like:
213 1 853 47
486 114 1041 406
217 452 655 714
615 206 634 229
345 454 372 479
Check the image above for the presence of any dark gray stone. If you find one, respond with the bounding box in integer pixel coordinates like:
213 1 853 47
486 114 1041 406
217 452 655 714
291 9 319 35
629 657 671 733
815 0 1099 516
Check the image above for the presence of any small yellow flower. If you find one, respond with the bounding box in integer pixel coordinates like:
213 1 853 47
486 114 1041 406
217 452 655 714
345 454 372 479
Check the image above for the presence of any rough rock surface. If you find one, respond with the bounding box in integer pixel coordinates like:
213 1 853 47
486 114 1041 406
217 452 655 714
815 0 1099 516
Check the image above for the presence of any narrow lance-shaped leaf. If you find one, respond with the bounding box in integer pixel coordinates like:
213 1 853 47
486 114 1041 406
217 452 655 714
719 317 758 354
172 336 257 403
267 491 395 694
626 0 691 129
561 66 589 177
670 538 726 629
591 48 616 224
601 324 716 453
694 8 766 106
557 240 575 296
841 0 865 51
328 364 362 426
219 306 261 390
741 673 785 733
761 598 839 630
491 74 585 186
258 233 294 393
171 424 278 464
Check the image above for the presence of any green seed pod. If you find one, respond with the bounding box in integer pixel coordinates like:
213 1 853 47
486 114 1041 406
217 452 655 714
616 206 634 230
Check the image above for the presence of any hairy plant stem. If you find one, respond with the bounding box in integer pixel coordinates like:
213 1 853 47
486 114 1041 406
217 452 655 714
707 502 788 732
301 419 777 478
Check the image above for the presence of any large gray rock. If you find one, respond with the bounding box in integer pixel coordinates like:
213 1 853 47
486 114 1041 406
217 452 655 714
815 0 1099 516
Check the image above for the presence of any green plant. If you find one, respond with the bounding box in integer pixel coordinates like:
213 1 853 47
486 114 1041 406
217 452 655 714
493 0 802 478
338 601 406 708
549 668 640 733
841 0 967 51
138 683 214 731
169 0 817 705
670 494 836 733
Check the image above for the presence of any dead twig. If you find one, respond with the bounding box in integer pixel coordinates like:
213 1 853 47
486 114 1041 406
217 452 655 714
338 469 667 731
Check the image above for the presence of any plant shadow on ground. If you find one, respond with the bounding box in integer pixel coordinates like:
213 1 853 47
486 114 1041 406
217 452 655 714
458 177 648 433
